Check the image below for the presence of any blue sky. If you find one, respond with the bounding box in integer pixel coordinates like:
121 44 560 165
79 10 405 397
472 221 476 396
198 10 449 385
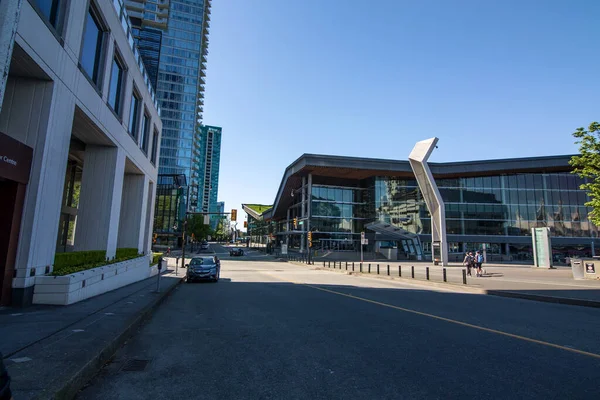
202 0 600 225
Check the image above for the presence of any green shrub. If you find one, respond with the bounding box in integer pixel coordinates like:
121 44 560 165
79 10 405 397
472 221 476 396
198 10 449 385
116 248 140 259
51 249 145 276
53 250 106 271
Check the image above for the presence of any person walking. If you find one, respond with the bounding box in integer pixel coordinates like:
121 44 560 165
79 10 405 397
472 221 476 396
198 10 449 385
463 251 473 276
0 353 13 400
475 250 484 277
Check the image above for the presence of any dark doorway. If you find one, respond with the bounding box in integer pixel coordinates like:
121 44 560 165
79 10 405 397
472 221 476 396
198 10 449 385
0 178 24 306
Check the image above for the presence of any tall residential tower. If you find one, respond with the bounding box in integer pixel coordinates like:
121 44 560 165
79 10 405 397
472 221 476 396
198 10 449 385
196 125 222 217
126 0 212 210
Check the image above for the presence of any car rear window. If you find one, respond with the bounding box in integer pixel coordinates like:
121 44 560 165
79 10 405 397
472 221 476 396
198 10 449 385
190 257 215 265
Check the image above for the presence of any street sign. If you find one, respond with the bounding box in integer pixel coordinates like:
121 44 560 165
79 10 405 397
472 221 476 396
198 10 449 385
207 235 212 241
282 244 288 255
361 231 365 240
204 215 210 225
299 221 304 225
361 238 368 245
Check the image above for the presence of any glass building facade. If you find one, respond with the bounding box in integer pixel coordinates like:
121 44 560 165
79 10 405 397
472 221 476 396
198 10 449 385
255 154 599 264
152 0 210 209
195 125 222 215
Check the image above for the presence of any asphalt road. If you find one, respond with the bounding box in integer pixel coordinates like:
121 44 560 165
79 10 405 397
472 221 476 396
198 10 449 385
77 249 600 399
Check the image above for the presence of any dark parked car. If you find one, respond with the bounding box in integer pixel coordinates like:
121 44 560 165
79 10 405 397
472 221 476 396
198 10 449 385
230 248 244 256
200 241 210 251
186 256 220 282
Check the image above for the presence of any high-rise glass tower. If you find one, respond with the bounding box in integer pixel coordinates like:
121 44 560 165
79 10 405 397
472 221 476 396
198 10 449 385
196 125 222 216
127 0 212 211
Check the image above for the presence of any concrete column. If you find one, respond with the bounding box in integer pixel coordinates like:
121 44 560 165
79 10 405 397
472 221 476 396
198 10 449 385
307 174 312 233
0 0 22 113
0 77 75 305
286 208 290 245
300 176 306 253
117 174 148 252
145 180 156 253
75 146 125 259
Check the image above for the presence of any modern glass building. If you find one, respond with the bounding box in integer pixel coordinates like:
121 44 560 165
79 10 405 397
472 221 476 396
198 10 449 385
195 125 222 215
127 0 212 211
246 154 599 263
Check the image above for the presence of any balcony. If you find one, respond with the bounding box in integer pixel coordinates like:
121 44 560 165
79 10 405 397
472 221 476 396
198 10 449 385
156 0 170 9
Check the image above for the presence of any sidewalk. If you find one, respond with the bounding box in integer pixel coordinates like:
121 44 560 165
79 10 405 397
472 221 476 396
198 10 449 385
303 259 600 308
1 269 184 400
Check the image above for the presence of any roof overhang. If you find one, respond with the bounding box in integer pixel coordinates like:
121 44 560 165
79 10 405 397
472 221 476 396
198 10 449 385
269 153 575 221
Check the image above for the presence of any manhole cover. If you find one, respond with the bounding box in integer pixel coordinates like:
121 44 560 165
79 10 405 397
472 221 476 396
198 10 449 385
121 359 150 372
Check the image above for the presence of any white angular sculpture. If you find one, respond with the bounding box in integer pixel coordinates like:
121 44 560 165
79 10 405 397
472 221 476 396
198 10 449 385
409 138 448 266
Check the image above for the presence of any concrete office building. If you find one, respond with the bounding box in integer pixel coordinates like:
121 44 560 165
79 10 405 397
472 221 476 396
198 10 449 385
246 153 599 263
0 0 162 306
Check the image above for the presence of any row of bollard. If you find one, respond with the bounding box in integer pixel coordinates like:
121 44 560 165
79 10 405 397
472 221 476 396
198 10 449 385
286 254 313 265
322 260 468 285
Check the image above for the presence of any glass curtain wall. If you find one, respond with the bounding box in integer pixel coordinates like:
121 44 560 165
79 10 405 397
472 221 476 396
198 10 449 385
310 185 368 250
373 173 594 238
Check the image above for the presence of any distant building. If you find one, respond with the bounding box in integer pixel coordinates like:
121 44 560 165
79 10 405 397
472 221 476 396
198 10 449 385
245 153 598 264
195 125 222 216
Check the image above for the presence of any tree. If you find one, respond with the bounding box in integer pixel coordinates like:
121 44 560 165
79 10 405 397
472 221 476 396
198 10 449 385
186 215 213 241
570 122 600 225
214 217 230 241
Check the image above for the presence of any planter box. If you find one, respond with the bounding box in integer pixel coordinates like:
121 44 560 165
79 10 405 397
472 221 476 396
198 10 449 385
33 255 158 305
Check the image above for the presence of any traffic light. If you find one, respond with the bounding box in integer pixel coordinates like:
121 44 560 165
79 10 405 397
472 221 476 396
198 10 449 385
293 217 298 229
231 209 237 221
153 233 157 244
307 231 312 247
244 221 247 228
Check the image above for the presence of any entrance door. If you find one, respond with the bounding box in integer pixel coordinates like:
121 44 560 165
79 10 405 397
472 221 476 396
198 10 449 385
0 179 22 305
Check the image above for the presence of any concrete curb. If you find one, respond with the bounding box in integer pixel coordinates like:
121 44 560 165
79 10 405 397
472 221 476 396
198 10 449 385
288 261 600 309
47 275 184 400
483 290 600 308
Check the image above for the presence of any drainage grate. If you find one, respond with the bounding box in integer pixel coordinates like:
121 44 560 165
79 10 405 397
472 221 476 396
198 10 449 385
121 359 150 372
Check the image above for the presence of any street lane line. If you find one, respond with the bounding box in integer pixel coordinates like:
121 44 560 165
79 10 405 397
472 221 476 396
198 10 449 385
261 270 600 360
306 284 600 360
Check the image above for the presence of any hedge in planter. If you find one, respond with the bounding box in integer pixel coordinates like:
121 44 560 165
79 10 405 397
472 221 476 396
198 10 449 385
52 249 144 276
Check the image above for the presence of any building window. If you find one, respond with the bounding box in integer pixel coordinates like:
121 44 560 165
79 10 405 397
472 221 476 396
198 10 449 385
30 0 60 28
80 6 105 86
108 54 125 116
151 127 159 165
128 91 140 139
140 113 150 154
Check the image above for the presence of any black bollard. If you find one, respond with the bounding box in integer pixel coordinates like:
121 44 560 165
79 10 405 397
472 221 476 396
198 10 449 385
377 264 380 274
368 263 371 273
352 262 355 271
426 267 430 280
399 265 402 277
411 266 415 278
387 265 390 276
463 269 467 284
443 268 447 282
360 263 363 273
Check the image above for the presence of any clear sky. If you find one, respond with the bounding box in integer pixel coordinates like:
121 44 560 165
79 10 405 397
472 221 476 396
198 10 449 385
202 0 600 226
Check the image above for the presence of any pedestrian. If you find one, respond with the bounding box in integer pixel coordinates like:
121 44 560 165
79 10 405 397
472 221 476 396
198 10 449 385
475 250 484 277
463 251 473 276
0 353 13 400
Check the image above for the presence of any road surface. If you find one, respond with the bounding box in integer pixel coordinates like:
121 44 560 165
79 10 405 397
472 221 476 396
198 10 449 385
77 245 600 399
